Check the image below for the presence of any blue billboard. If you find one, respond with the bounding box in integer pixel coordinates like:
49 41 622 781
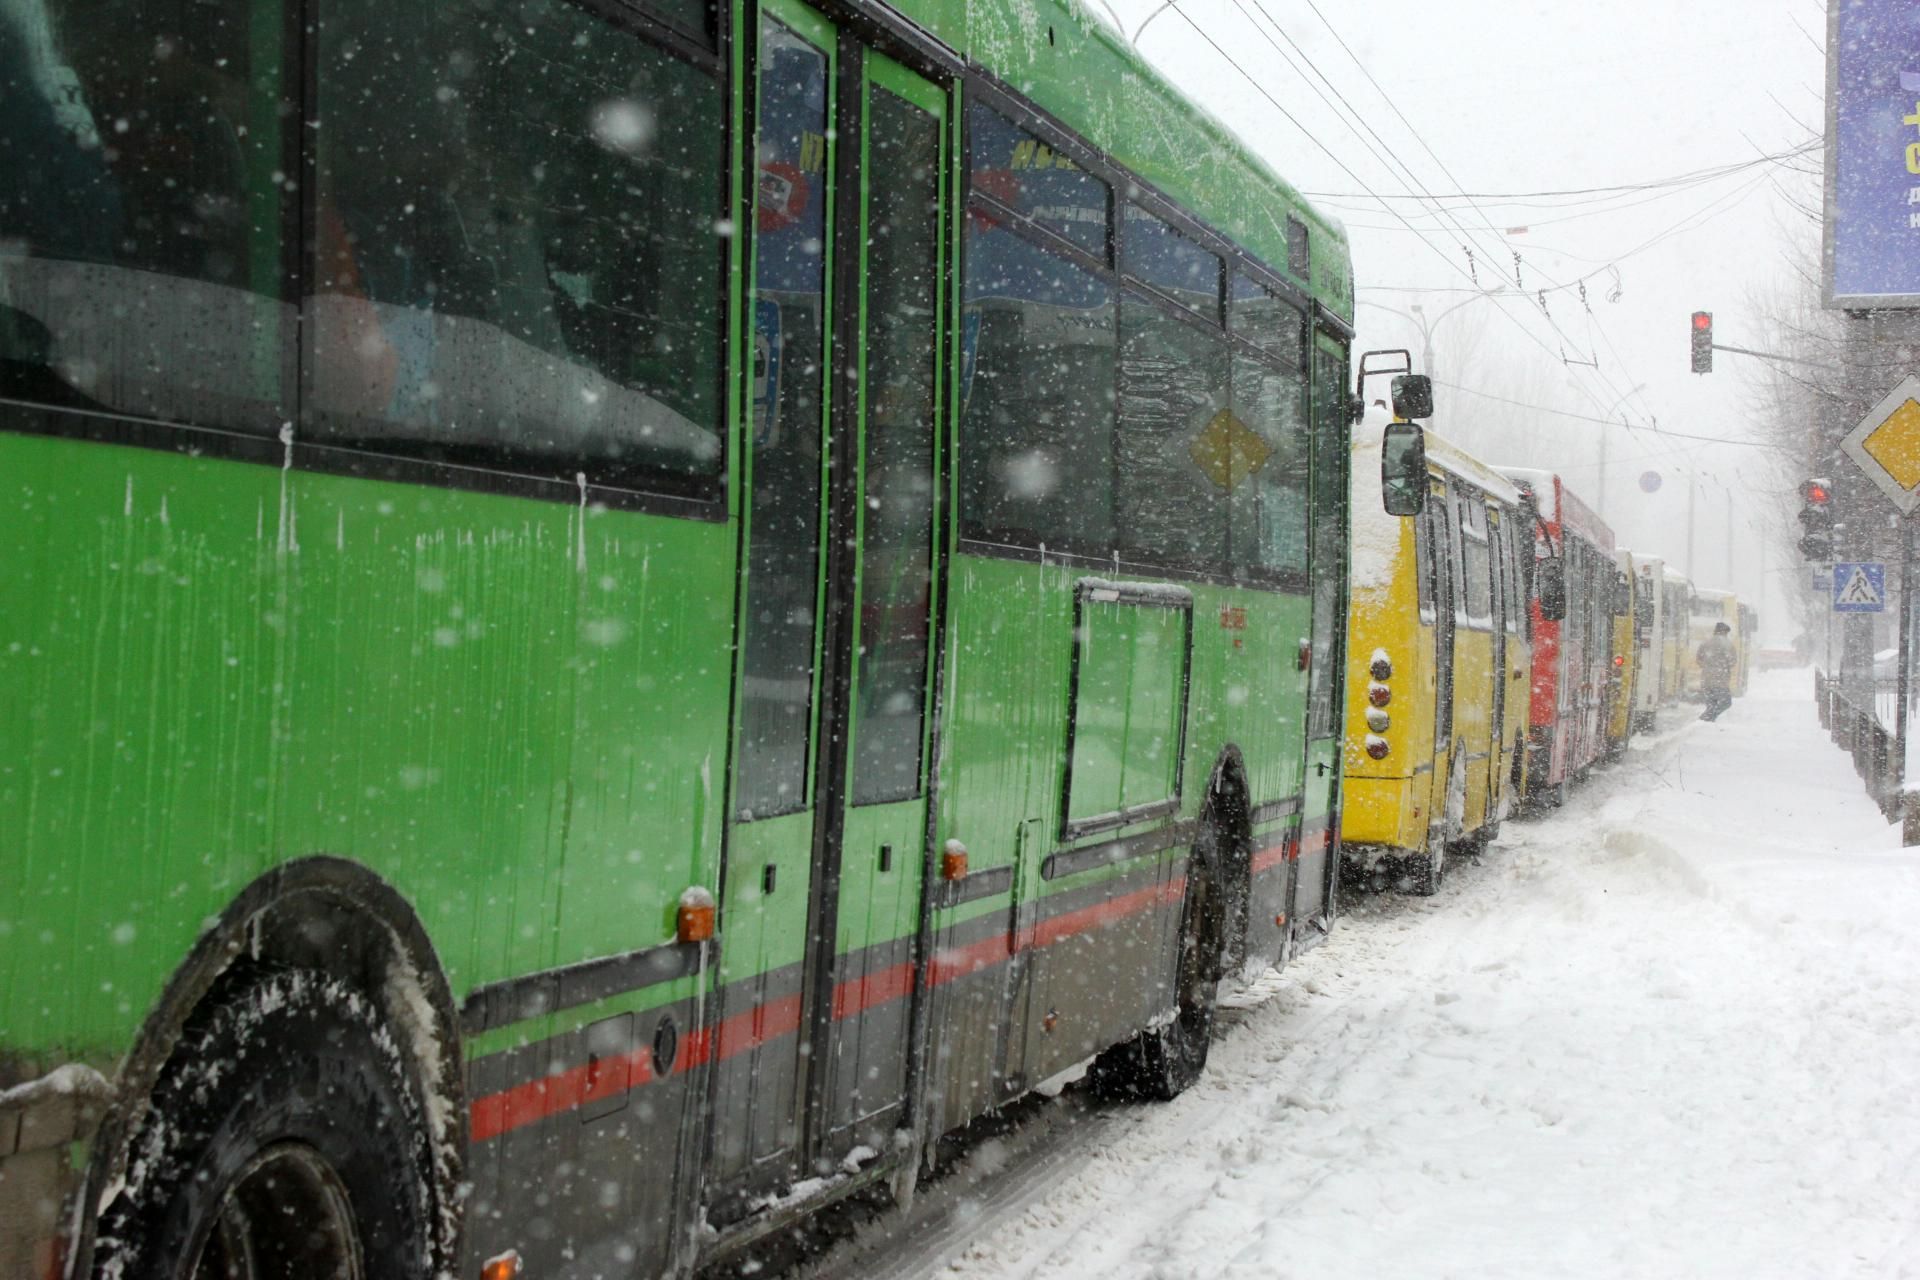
1827 0 1920 307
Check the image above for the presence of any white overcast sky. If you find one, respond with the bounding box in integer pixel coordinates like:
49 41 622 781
1104 0 1825 636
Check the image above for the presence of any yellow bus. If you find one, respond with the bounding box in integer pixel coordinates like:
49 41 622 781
1628 555 1678 732
1605 550 1642 756
1345 421 1531 894
1659 566 1692 707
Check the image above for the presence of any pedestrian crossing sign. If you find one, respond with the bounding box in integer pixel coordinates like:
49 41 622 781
1833 561 1886 613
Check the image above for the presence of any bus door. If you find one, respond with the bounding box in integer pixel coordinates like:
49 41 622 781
1422 476 1457 834
1486 506 1509 818
1454 488 1495 831
716 4 948 1210
1295 338 1351 929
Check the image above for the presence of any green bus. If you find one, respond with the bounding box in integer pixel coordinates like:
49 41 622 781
0 0 1354 1269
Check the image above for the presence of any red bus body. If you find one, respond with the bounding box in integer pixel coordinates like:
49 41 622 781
1503 469 1616 801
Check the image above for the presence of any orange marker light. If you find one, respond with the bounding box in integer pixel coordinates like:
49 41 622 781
677 886 717 943
482 1251 522 1280
941 838 969 881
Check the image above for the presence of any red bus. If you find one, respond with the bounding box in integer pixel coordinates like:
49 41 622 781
1502 469 1617 807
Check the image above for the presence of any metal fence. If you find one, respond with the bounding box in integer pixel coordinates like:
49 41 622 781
1817 667 1905 820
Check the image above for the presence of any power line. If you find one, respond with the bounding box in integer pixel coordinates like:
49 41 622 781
1280 0 1659 423
1157 1 1654 429
1299 143 1819 203
1431 378 1792 450
1221 0 1496 290
1313 159 1791 230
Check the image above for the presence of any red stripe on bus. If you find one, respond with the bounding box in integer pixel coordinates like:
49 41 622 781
470 1046 657 1143
715 991 804 1063
1250 842 1289 873
831 960 917 1020
472 863 1194 1140
1029 875 1185 951
927 930 1014 987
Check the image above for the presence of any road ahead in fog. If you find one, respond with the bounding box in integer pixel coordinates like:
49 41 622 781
809 671 1920 1280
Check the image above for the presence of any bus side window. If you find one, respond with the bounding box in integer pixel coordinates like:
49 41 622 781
1414 492 1435 622
1446 482 1470 627
307 0 728 494
1459 489 1493 630
1511 520 1525 632
0 0 291 430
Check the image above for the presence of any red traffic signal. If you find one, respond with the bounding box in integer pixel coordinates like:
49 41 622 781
1690 311 1713 373
1798 477 1834 560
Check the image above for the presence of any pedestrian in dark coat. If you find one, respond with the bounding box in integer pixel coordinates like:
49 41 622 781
1697 621 1736 722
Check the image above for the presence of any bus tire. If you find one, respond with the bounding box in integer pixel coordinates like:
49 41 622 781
93 967 439 1280
1090 865 1219 1102
1404 846 1443 896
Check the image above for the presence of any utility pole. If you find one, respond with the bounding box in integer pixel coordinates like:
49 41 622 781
1686 470 1697 582
1725 490 1733 586
1594 383 1645 524
1597 428 1607 521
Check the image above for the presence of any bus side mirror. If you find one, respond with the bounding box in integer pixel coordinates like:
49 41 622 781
1381 421 1426 517
1538 558 1567 622
1389 373 1433 420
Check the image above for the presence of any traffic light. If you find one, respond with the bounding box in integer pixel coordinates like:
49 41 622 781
1797 477 1834 561
1690 311 1713 374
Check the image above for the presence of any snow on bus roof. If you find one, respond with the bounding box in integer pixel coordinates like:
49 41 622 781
1495 465 1614 551
1422 429 1522 506
1349 413 1519 595
1353 409 1520 505
1495 466 1557 521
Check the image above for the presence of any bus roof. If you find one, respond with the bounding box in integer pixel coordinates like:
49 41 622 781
1350 412 1521 506
893 0 1354 322
1496 467 1614 552
1424 427 1523 505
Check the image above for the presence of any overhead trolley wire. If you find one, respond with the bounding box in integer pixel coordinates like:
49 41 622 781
1191 1 1643 421
1299 142 1819 205
1432 380 1790 451
1161 1 1688 436
1218 0 1499 291
1158 7 1596 387
1279 0 1665 423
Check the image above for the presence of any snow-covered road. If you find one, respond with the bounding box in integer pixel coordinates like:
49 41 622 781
893 671 1920 1279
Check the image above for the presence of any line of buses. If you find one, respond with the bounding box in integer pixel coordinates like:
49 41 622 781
1342 376 1757 893
0 0 1760 1269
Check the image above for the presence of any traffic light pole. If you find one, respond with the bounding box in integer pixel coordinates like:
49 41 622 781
1707 342 1844 373
1901 521 1919 845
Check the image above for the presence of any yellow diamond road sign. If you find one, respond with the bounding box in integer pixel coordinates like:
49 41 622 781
1863 399 1920 489
1844 375 1920 515
1189 409 1272 493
